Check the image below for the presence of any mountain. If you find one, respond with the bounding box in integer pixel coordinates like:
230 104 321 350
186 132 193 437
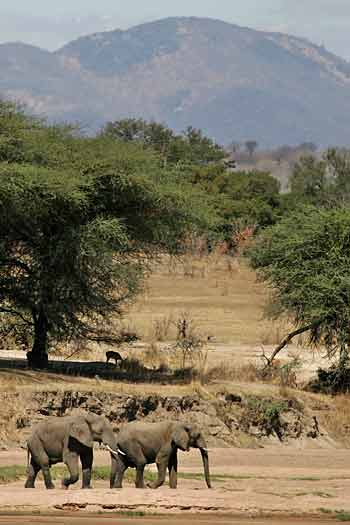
1 17 350 147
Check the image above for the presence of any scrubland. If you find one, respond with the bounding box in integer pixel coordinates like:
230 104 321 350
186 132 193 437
1 251 349 449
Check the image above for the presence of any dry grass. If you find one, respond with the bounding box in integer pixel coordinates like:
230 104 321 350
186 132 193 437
124 254 269 344
259 320 292 346
205 361 263 384
150 314 175 341
139 341 167 369
318 394 350 446
0 253 293 369
0 392 28 444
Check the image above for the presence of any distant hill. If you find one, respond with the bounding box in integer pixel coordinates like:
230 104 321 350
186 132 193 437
1 17 350 147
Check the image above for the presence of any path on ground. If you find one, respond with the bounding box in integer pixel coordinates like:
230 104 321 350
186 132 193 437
1 448 350 518
0 516 337 525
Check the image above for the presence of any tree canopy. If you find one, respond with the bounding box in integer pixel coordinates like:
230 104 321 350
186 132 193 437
285 149 350 210
100 118 225 166
185 164 281 242
248 205 350 365
0 100 217 367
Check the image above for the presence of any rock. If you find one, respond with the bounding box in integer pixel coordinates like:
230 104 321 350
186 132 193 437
16 416 30 429
0 390 327 448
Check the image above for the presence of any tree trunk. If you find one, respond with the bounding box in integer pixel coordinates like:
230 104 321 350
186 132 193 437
28 306 48 369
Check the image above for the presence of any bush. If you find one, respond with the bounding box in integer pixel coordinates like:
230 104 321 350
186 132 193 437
308 365 350 394
241 397 292 440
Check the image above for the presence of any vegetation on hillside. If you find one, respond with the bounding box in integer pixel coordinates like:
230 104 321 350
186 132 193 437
2 100 350 388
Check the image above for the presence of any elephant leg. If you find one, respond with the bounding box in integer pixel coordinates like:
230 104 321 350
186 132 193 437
80 448 93 489
42 465 55 490
148 454 168 489
110 455 128 489
168 452 178 489
25 457 41 488
121 442 147 489
135 462 147 488
62 452 79 489
37 456 54 489
26 437 55 489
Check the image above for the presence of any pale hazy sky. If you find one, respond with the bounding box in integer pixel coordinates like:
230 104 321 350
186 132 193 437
1 0 350 60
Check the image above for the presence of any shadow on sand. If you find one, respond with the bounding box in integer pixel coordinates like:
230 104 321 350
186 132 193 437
0 356 192 384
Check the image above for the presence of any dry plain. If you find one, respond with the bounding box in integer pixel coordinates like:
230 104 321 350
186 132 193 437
0 255 349 522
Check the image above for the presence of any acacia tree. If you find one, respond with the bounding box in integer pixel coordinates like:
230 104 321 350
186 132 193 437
0 162 212 368
0 104 215 368
0 165 142 367
288 155 328 205
100 118 225 166
248 206 350 371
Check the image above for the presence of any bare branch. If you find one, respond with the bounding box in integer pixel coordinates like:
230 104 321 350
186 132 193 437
263 320 323 367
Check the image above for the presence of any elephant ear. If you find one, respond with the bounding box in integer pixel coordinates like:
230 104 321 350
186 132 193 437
172 424 190 451
69 418 94 448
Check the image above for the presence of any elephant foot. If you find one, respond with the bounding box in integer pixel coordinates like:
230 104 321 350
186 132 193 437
24 482 35 489
82 485 93 489
61 480 69 490
46 484 55 490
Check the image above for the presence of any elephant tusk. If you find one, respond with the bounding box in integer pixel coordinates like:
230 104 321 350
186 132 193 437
103 444 126 457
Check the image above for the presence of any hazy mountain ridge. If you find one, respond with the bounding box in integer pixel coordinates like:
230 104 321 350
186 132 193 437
1 17 350 146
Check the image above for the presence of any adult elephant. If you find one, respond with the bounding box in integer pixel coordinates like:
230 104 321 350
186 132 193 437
110 421 211 489
25 412 118 489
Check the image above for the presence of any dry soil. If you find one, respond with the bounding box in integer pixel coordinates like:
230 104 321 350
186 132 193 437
0 447 349 520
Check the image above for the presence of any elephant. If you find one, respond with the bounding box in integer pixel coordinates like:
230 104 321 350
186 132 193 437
24 412 118 489
109 420 211 489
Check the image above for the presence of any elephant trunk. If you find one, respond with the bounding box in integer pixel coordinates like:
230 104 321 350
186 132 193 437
101 431 120 489
101 432 125 459
199 447 211 488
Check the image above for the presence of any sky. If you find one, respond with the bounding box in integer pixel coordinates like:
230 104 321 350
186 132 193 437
1 0 350 61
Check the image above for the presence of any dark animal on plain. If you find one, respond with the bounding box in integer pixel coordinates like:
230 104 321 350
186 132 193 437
105 331 139 365
106 350 123 365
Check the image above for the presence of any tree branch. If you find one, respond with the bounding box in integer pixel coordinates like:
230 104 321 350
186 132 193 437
63 327 138 360
0 306 33 326
83 332 137 345
262 320 323 367
0 256 32 275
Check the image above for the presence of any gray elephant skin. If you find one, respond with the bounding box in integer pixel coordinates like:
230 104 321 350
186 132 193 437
110 420 211 489
25 412 117 489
